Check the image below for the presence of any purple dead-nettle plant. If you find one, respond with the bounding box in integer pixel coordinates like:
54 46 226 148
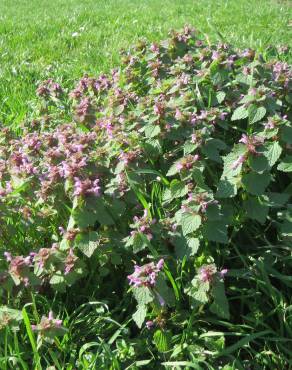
176 154 200 172
198 264 228 283
128 259 164 288
130 209 156 240
31 311 65 338
239 134 264 154
5 254 33 287
73 177 101 197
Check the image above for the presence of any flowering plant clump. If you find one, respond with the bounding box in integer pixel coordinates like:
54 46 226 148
0 26 291 368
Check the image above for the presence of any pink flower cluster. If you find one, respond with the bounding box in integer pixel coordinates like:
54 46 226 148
31 311 62 332
176 154 200 172
127 259 164 287
73 177 101 197
130 210 156 241
198 264 228 283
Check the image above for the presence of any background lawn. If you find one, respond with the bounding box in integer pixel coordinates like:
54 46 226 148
0 0 291 126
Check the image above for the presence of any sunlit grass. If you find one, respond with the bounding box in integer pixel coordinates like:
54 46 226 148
0 0 291 124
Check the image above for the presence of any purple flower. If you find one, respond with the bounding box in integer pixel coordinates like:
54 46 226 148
156 259 164 271
4 252 12 262
198 264 217 283
220 268 228 278
146 320 154 329
127 259 164 288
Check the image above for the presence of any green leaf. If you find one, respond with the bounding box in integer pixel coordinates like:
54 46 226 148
170 180 188 199
173 235 200 259
231 106 248 121
202 220 228 244
186 278 209 304
248 105 266 124
83 198 115 226
144 124 161 138
206 203 221 221
221 144 246 178
132 232 152 253
280 220 292 237
216 91 226 104
216 177 238 198
73 208 97 228
249 154 269 173
210 280 230 319
166 162 179 177
49 274 65 285
242 172 271 195
75 231 100 257
280 126 292 144
183 142 198 155
181 213 201 236
93 198 115 225
153 330 171 352
132 305 147 328
133 286 154 305
202 139 226 163
155 275 175 307
243 197 269 224
187 237 200 256
265 192 290 207
264 141 282 167
277 156 292 172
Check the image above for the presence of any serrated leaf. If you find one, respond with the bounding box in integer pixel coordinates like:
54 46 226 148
181 213 201 236
73 208 98 228
242 172 271 195
186 278 209 304
265 192 290 207
166 162 179 177
231 106 248 121
187 237 200 255
170 180 188 199
75 231 100 257
210 280 230 319
264 141 282 167
49 274 65 285
85 198 115 226
216 177 238 198
144 124 161 138
281 126 292 144
202 220 228 244
216 91 226 104
248 105 266 124
132 232 152 253
277 156 292 172
133 286 154 305
222 144 246 178
249 154 269 173
132 305 147 328
243 197 269 224
183 142 198 155
206 203 222 220
144 139 162 157
202 139 226 163
173 235 200 259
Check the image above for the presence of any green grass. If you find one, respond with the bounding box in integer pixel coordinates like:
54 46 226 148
0 0 291 125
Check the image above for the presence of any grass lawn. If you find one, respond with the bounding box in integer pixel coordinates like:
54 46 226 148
0 0 291 126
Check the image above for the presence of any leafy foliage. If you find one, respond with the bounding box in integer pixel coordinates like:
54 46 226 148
0 26 291 369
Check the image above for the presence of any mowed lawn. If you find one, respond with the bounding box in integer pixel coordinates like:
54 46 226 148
0 0 291 125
